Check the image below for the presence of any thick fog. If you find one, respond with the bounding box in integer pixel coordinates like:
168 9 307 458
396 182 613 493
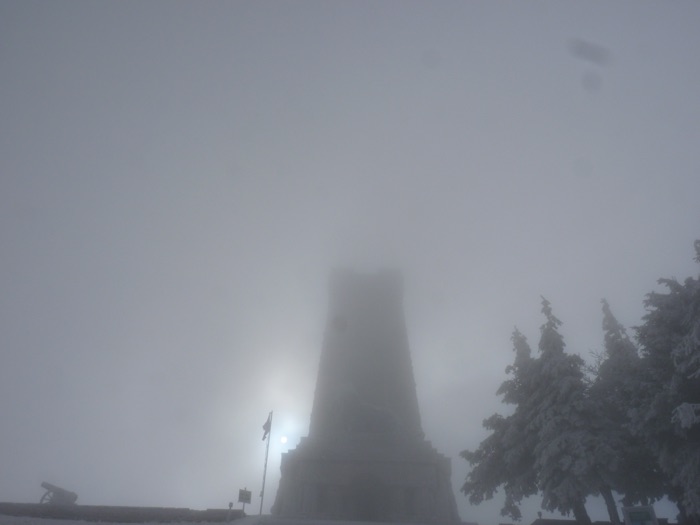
1 2 699 525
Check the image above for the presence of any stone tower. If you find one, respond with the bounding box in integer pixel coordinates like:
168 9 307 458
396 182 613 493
272 269 460 523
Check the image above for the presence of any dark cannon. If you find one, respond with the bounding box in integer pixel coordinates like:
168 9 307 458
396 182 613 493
40 481 78 505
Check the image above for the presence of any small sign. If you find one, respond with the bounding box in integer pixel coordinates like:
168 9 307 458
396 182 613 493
623 506 659 525
238 489 252 504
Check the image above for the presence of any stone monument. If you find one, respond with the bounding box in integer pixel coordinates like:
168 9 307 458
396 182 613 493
272 269 460 522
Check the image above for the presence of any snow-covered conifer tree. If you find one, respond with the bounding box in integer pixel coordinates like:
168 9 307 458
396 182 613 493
464 302 613 525
528 298 599 525
461 329 538 521
633 241 700 523
589 300 664 519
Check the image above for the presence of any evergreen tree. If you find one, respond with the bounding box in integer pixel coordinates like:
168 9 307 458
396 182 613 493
670 241 700 431
527 299 598 525
589 300 664 519
497 330 541 519
461 329 538 521
464 302 608 524
633 241 700 523
464 241 700 525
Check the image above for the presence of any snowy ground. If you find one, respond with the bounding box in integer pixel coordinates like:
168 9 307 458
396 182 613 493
0 517 435 525
0 516 222 525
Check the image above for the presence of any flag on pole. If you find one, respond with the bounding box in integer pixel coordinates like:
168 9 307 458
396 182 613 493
262 412 272 441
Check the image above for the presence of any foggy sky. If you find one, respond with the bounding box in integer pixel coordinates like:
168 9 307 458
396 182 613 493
1 2 699 525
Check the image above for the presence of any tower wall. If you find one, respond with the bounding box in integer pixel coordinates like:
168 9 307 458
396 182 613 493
272 269 460 523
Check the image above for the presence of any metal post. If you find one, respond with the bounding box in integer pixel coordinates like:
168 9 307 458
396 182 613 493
260 411 273 515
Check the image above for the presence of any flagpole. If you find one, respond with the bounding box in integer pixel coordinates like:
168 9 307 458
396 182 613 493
260 411 273 516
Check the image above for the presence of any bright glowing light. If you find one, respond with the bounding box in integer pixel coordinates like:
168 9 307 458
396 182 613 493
280 436 288 444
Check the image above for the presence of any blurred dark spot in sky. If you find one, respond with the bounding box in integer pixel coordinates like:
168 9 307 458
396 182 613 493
569 38 611 66
569 38 610 92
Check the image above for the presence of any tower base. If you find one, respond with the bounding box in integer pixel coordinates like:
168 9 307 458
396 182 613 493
272 436 460 523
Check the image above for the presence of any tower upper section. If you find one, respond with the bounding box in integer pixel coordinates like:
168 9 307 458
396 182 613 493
308 269 425 443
